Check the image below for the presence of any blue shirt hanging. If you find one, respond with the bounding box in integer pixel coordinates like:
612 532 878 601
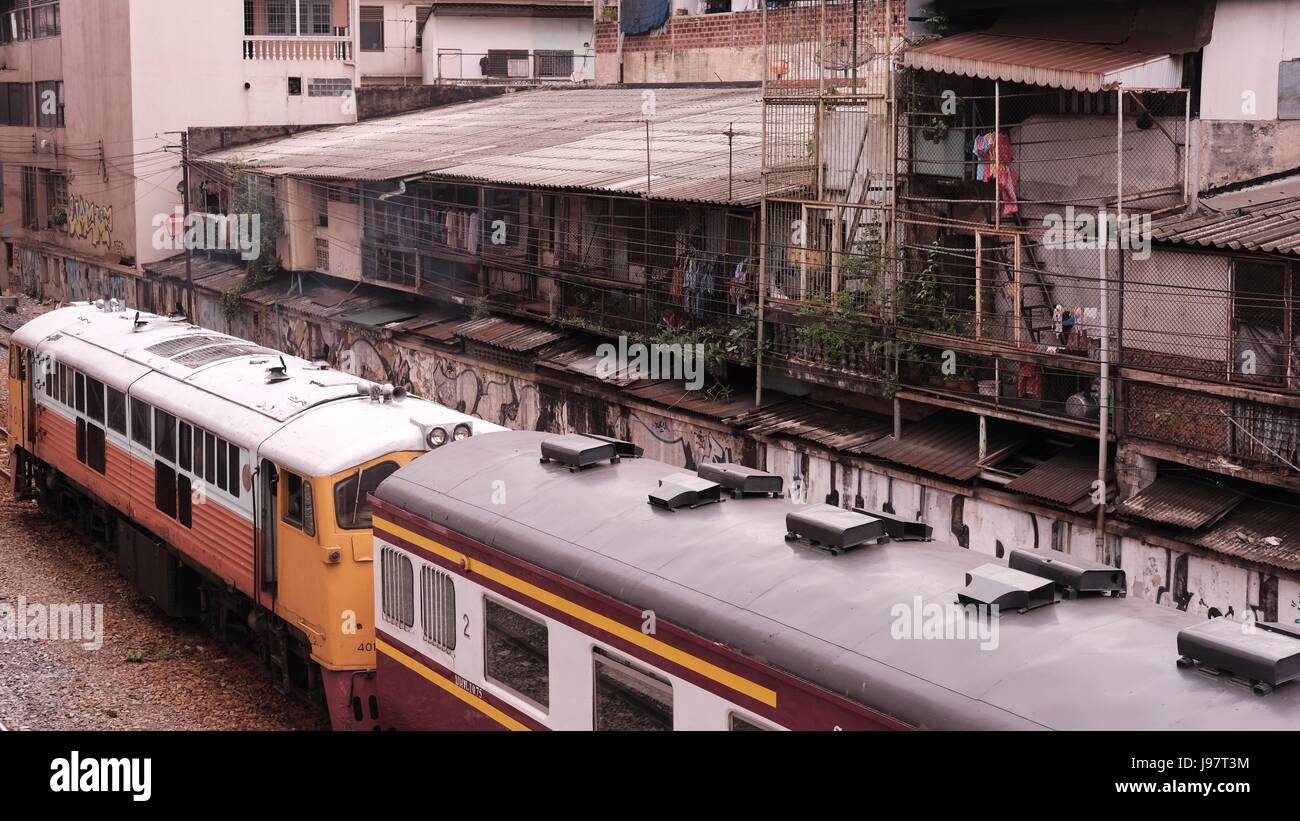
620 0 671 35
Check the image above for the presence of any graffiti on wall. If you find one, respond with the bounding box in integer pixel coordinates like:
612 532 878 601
67 195 114 247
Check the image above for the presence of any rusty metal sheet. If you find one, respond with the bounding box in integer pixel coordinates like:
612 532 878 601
455 315 566 352
1188 498 1300 572
1117 475 1245 530
902 32 1181 92
727 399 893 453
859 411 1025 482
1152 197 1300 256
1004 445 1098 508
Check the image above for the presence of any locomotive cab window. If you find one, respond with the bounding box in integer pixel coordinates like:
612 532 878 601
154 408 176 463
84 377 104 425
282 470 315 536
335 460 399 529
483 598 549 711
593 647 672 731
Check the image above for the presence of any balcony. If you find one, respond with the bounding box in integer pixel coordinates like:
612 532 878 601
242 35 352 62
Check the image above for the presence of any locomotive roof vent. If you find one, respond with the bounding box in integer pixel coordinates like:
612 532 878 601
1176 618 1300 695
583 434 644 459
697 463 783 498
852 507 933 542
957 564 1058 614
1008 549 1126 598
539 434 622 471
131 311 148 332
648 474 723 511
784 504 886 555
266 356 290 384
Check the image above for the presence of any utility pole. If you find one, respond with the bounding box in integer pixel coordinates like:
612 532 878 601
181 131 194 323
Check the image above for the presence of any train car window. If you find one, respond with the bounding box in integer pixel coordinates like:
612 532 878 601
75 417 85 463
204 431 216 486
85 377 104 424
154 408 176 463
192 426 204 477
178 422 192 472
42 359 52 396
379 546 415 630
420 565 456 653
283 471 305 527
216 438 228 493
728 713 772 731
593 647 672 731
130 398 151 448
7 344 14 379
58 363 67 405
334 460 400 529
228 443 241 499
86 425 106 475
74 371 84 413
155 461 178 518
177 474 192 528
484 598 550 710
301 479 314 536
106 388 126 435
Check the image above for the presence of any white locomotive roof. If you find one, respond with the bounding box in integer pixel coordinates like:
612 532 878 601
14 304 503 476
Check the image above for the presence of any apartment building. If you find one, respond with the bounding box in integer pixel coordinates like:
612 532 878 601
0 0 359 303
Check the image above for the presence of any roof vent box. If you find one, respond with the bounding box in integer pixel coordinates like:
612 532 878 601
785 504 886 555
540 434 621 471
1176 619 1300 695
584 434 644 459
1008 549 1126 598
958 563 1058 614
648 474 723 511
698 462 783 497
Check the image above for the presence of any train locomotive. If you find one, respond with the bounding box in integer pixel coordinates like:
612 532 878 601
6 302 503 729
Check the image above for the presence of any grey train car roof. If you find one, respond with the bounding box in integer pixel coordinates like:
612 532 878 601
374 430 1300 730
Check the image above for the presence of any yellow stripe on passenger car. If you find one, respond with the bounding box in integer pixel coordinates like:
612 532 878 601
376 638 529 731
375 517 778 708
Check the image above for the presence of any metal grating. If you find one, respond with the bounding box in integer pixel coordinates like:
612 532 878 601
145 334 229 358
173 343 275 368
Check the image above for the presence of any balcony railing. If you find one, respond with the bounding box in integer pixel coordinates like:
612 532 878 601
243 36 352 61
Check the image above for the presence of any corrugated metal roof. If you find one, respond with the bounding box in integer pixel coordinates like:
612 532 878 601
1004 445 1097 509
859 411 1026 482
623 380 761 419
727 400 894 453
455 315 565 352
902 32 1182 92
197 86 762 205
1188 498 1300 573
1117 476 1245 530
1151 197 1300 256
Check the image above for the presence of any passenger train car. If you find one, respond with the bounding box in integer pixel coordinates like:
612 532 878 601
6 302 503 729
369 430 1300 730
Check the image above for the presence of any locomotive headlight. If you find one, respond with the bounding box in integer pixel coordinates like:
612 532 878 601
426 426 449 449
453 423 473 441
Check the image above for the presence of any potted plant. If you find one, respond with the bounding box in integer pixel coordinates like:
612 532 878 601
48 206 68 228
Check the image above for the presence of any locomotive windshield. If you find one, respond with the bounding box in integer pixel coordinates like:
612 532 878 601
335 460 400 529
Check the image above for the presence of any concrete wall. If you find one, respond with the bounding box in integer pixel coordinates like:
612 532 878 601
357 0 425 80
1201 0 1300 121
422 14 594 82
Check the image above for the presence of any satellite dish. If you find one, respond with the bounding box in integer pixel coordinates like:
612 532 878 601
817 37 876 72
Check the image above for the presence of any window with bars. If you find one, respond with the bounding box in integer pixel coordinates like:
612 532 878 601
535 50 574 79
315 237 330 272
20 165 35 229
380 546 415 629
266 0 293 34
43 171 66 225
1 1 58 43
419 565 456 652
484 50 529 78
1 83 33 127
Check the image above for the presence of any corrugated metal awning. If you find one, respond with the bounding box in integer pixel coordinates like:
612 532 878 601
859 412 1026 482
455 316 566 352
1117 476 1245 530
1188 498 1300 573
727 400 893 453
1152 197 1300 257
902 32 1182 92
1004 445 1098 510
